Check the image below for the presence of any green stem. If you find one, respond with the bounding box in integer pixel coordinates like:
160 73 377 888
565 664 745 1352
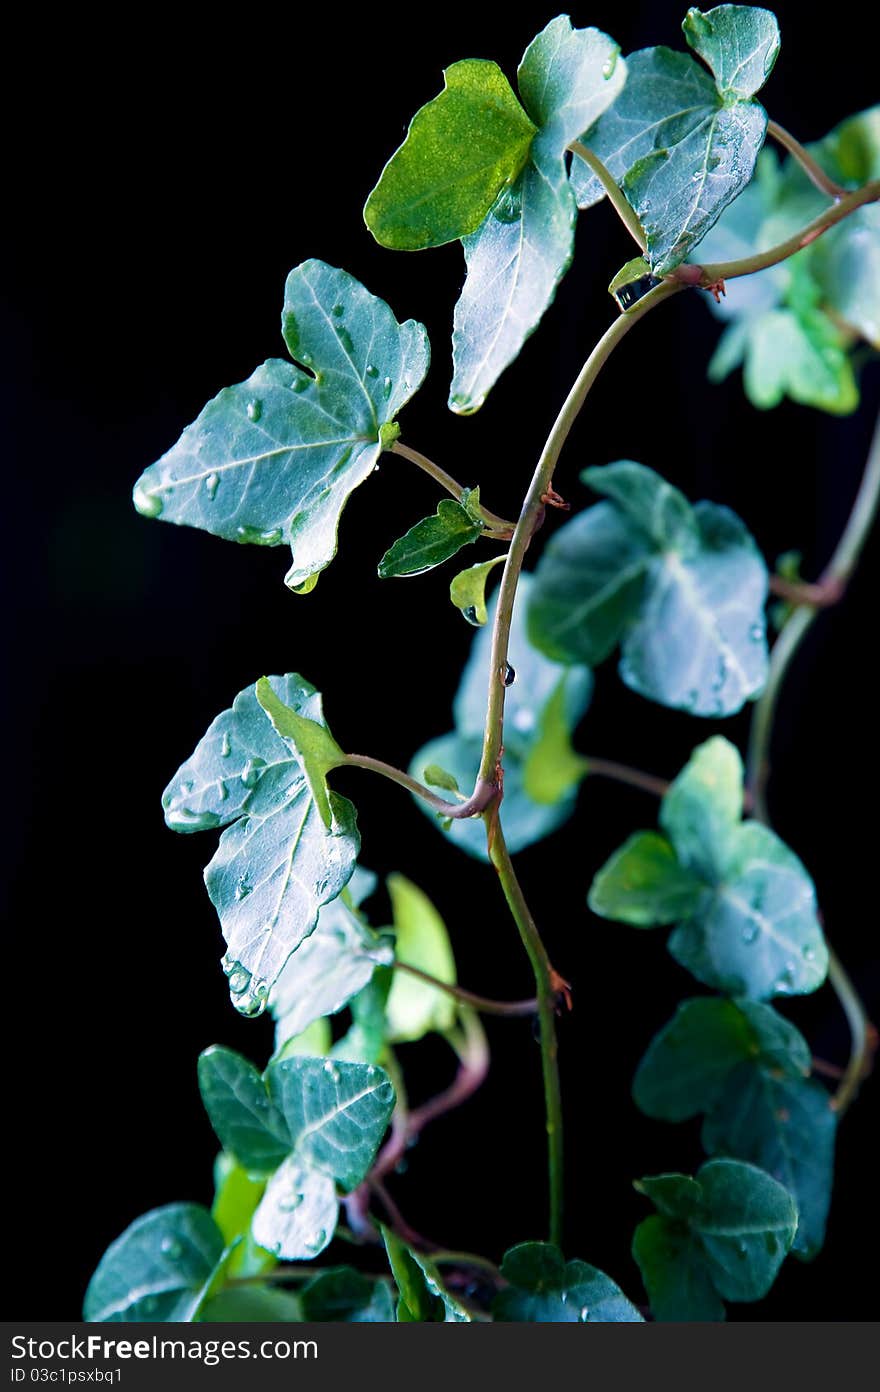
343 752 497 821
393 960 537 1016
766 119 845 200
478 279 685 786
583 756 670 799
391 440 515 535
487 817 565 1247
747 412 880 1115
568 141 647 251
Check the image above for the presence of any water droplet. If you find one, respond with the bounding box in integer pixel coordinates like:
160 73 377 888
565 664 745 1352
323 1060 341 1082
382 376 393 399
750 889 764 912
241 757 266 789
337 327 355 354
463 605 481 627
736 1241 748 1259
365 363 379 378
602 46 619 79
503 662 516 686
223 958 252 997
331 303 345 317
279 1192 304 1213
742 922 760 944
292 375 310 394
246 399 263 422
133 481 164 518
181 780 194 795
235 875 252 902
308 1229 327 1253
299 351 313 367
802 943 818 961
220 732 231 758
234 977 269 1018
160 1237 182 1259
560 1291 568 1304
216 779 228 802
711 657 727 692
579 1307 590 1321
750 622 766 643
491 185 522 224
774 966 796 993
513 708 535 733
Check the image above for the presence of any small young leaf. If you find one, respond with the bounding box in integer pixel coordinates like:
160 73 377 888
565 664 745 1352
198 1046 291 1174
382 1228 471 1322
493 1242 643 1322
385 873 457 1042
210 1154 272 1279
527 463 769 717
377 499 482 578
364 60 537 250
449 554 506 625
300 1267 395 1322
423 764 461 793
682 5 781 99
588 831 706 926
266 1056 395 1191
251 1155 338 1262
590 738 828 1000
84 1204 225 1322
163 674 360 1017
133 261 429 592
523 678 589 805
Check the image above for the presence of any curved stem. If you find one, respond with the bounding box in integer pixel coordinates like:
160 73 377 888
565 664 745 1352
827 947 876 1115
584 757 670 799
568 141 647 251
343 752 497 821
393 960 537 1017
767 119 845 200
768 572 844 608
477 279 685 785
391 440 515 535
487 817 565 1247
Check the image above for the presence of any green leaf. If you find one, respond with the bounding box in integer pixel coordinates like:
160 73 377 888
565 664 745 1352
528 463 769 716
740 307 858 414
198 1286 303 1321
682 5 780 99
378 499 483 578
210 1154 271 1278
266 1056 395 1191
255 676 346 830
364 60 537 250
449 554 507 626
84 1204 225 1322
493 1242 643 1322
573 22 775 274
133 260 429 592
270 886 393 1053
300 1267 395 1322
632 995 810 1122
410 575 592 859
382 1228 471 1321
591 738 828 999
523 679 589 805
588 832 706 926
198 1046 291 1174
634 1158 797 1318
423 764 461 793
163 674 360 1017
450 19 625 413
252 1155 338 1262
812 203 880 349
331 968 394 1066
385 873 457 1042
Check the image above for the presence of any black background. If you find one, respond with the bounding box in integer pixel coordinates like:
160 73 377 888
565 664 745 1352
5 1 878 1320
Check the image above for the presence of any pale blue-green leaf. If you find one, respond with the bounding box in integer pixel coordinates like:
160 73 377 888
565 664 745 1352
494 1242 643 1322
689 1158 798 1301
330 968 393 1066
517 17 625 155
84 1204 225 1322
198 1046 291 1174
682 6 780 100
632 1216 725 1322
660 735 744 880
588 831 706 927
385 873 457 1042
301 1268 395 1322
266 1056 395 1191
251 1155 338 1263
270 894 393 1052
582 461 696 550
133 261 429 592
702 1066 836 1259
812 205 880 348
382 1229 471 1321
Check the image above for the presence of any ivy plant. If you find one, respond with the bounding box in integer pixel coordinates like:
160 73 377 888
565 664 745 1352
90 6 878 1323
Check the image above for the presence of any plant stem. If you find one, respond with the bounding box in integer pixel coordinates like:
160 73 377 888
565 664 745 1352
686 180 880 286
583 756 670 799
343 752 497 820
477 278 685 787
568 141 647 251
487 818 565 1247
766 119 845 199
767 572 844 607
747 413 880 1116
391 440 515 535
393 960 537 1016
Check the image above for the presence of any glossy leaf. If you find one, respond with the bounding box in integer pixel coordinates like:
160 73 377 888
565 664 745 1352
300 1267 395 1322
494 1242 643 1322
382 1228 471 1322
682 5 780 99
163 674 359 1017
410 576 591 859
450 18 625 412
634 1157 797 1318
385 873 457 1042
527 463 769 716
449 554 507 626
270 883 393 1052
133 260 429 592
588 831 706 926
84 1204 225 1322
590 738 828 999
255 676 345 829
266 1056 395 1191
252 1155 338 1262
198 1046 291 1174
378 499 482 578
364 60 537 250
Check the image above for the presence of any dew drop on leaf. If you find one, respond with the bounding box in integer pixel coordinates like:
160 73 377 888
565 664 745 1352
205 472 220 500
246 399 263 422
220 732 231 758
